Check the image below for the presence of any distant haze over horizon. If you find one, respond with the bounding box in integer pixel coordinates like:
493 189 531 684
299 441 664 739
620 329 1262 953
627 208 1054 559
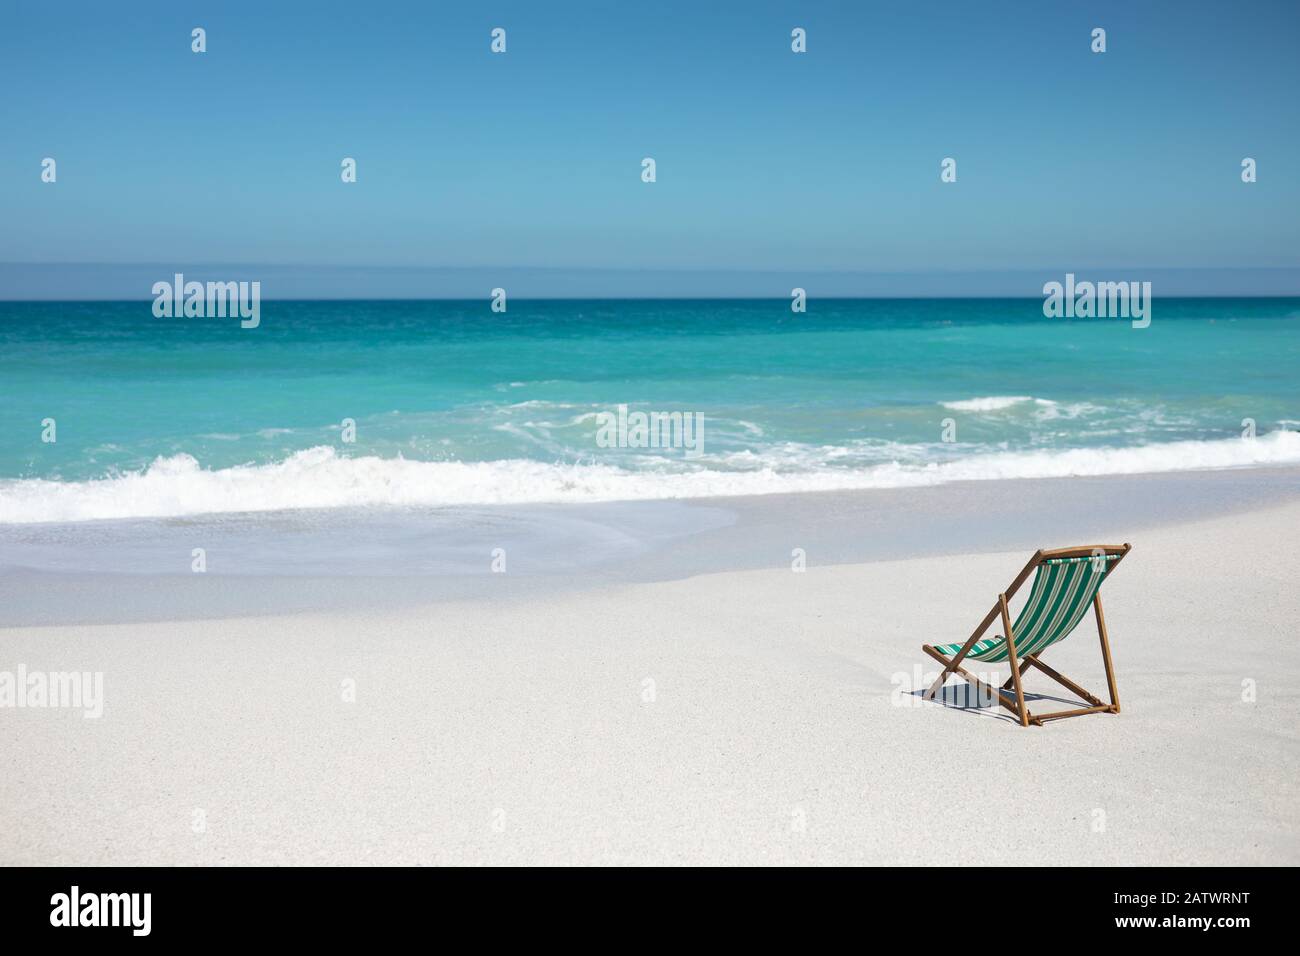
3 264 1299 301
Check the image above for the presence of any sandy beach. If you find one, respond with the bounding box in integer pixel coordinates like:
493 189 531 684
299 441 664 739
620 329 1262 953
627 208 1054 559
3 469 1298 866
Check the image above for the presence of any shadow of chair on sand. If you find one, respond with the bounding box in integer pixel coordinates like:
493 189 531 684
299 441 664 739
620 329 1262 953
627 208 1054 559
908 683 1084 724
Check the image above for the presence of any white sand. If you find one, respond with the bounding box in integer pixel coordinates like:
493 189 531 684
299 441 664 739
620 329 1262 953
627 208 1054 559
3 497 1298 865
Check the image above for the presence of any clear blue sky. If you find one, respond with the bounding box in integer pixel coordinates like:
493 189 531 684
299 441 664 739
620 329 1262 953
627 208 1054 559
1 0 1297 296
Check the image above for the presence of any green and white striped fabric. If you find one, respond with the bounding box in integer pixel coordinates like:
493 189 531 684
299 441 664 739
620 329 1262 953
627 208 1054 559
933 555 1118 663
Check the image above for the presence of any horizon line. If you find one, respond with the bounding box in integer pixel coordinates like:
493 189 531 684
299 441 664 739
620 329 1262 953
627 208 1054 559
6 263 1299 301
4 293 1300 304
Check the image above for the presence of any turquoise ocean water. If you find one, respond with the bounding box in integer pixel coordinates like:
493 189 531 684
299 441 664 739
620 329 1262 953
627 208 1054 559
1 298 1298 523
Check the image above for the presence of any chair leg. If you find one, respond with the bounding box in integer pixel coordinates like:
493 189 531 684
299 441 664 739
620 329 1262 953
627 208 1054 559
1094 594 1120 713
923 667 950 701
999 594 1030 727
921 645 1023 718
923 604 998 700
923 642 972 700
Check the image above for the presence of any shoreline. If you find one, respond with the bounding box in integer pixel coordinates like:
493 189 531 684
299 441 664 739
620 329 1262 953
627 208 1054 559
3 464 1300 626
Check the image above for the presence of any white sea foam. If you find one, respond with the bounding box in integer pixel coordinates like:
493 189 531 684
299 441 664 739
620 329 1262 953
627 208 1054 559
2 432 1299 524
1034 401 1102 421
940 396 1049 412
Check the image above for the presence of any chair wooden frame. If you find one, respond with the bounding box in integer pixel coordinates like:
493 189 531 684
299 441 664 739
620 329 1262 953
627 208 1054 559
921 544 1131 727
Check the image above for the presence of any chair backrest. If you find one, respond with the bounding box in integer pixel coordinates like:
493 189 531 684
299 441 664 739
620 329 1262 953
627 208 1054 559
1010 553 1119 656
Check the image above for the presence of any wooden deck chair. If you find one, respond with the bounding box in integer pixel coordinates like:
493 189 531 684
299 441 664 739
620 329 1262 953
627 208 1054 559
921 545 1131 727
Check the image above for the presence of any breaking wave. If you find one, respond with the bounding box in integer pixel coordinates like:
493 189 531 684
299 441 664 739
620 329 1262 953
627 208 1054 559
2 431 1299 524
